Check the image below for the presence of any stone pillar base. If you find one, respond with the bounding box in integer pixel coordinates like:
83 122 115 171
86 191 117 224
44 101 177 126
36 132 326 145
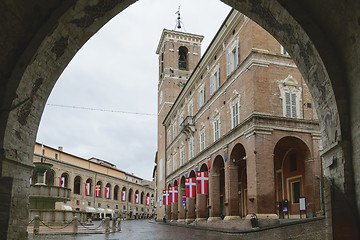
195 218 207 222
245 214 278 219
177 219 185 223
224 215 241 220
185 218 195 223
207 217 222 221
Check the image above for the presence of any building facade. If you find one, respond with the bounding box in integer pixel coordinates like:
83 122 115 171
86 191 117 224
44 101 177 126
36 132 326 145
32 143 155 219
155 10 321 227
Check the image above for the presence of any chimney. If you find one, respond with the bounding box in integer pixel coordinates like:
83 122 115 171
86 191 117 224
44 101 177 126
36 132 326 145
58 146 63 152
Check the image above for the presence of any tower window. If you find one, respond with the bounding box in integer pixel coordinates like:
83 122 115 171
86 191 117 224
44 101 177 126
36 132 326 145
178 46 188 70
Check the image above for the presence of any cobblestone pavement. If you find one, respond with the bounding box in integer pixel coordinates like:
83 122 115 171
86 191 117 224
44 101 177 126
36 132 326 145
27 219 243 240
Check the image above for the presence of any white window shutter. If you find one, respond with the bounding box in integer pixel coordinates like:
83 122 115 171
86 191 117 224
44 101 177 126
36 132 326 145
210 75 214 95
226 53 230 76
291 93 297 118
285 92 291 117
197 92 200 110
235 41 239 66
216 70 220 89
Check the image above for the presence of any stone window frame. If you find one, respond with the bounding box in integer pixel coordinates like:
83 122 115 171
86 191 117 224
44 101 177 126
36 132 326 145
230 90 240 129
173 122 177 139
180 143 185 166
212 109 221 142
226 38 239 76
210 64 220 96
197 83 205 111
199 123 206 152
188 99 193 117
278 75 301 119
167 158 171 176
178 112 184 133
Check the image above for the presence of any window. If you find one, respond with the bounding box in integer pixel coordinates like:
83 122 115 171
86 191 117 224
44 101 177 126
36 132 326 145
210 67 220 95
178 46 188 70
159 91 163 104
292 181 300 204
214 118 220 141
188 100 193 117
285 92 297 118
188 137 194 160
167 129 171 145
232 102 239 127
279 75 300 118
173 123 176 139
159 159 163 181
178 113 184 132
227 40 239 76
167 159 171 175
281 45 289 56
55 153 58 160
197 85 205 110
173 154 177 172
199 126 205 151
180 147 185 166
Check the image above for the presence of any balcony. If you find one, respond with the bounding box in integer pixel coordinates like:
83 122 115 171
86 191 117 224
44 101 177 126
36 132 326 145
180 116 195 137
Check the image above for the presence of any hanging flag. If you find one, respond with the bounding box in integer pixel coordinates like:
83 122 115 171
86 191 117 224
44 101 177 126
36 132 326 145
151 197 155 206
59 177 65 187
121 191 126 201
196 171 209 194
76 200 80 205
185 177 196 198
162 190 170 205
135 193 139 203
95 185 101 197
146 196 150 205
85 183 90 195
104 187 110 199
169 186 178 203
208 160 211 170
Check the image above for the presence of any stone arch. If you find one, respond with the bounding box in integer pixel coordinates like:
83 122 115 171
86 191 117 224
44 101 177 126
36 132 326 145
174 179 178 186
210 155 225 219
229 143 247 217
45 169 55 186
128 188 133 203
0 0 359 238
273 136 317 218
73 175 82 195
114 185 119 200
189 170 196 178
200 163 208 172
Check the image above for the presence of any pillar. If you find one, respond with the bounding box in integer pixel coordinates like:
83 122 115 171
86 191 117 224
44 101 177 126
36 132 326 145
196 193 207 220
178 189 185 222
209 173 221 220
165 204 171 220
171 202 178 221
224 162 240 220
186 197 195 222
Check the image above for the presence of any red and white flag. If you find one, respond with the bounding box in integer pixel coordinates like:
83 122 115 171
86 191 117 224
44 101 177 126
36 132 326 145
163 190 170 205
196 171 209 194
135 193 139 203
121 191 126 201
59 177 65 187
85 183 90 195
95 185 101 197
169 186 178 203
104 187 110 199
151 197 154 206
185 177 196 198
146 196 150 205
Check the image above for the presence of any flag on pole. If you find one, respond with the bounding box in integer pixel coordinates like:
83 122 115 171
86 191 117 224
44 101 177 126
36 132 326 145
185 177 196 198
85 183 90 195
163 190 170 205
95 185 101 197
135 193 139 203
121 191 126 201
59 177 65 187
169 186 178 203
105 187 110 199
196 171 209 194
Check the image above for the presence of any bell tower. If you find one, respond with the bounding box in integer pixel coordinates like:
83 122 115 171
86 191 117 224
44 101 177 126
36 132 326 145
155 22 203 217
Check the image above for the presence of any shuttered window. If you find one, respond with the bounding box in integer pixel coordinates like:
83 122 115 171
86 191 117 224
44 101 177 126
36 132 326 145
285 92 297 118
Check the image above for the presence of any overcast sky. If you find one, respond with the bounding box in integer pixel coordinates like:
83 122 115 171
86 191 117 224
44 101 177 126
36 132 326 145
36 0 231 181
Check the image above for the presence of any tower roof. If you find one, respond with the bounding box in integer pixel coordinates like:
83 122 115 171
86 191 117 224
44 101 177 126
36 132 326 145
156 29 204 54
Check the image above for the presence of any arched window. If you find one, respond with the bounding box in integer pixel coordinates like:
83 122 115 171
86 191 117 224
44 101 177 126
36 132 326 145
128 189 133 203
114 185 119 200
178 46 188 70
45 169 55 186
60 173 69 188
74 176 81 194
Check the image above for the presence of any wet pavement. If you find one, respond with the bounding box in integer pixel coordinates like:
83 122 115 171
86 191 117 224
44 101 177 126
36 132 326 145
27 219 243 240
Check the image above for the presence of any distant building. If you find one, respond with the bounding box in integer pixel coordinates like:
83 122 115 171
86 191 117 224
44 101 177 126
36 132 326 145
32 142 155 219
155 9 321 227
